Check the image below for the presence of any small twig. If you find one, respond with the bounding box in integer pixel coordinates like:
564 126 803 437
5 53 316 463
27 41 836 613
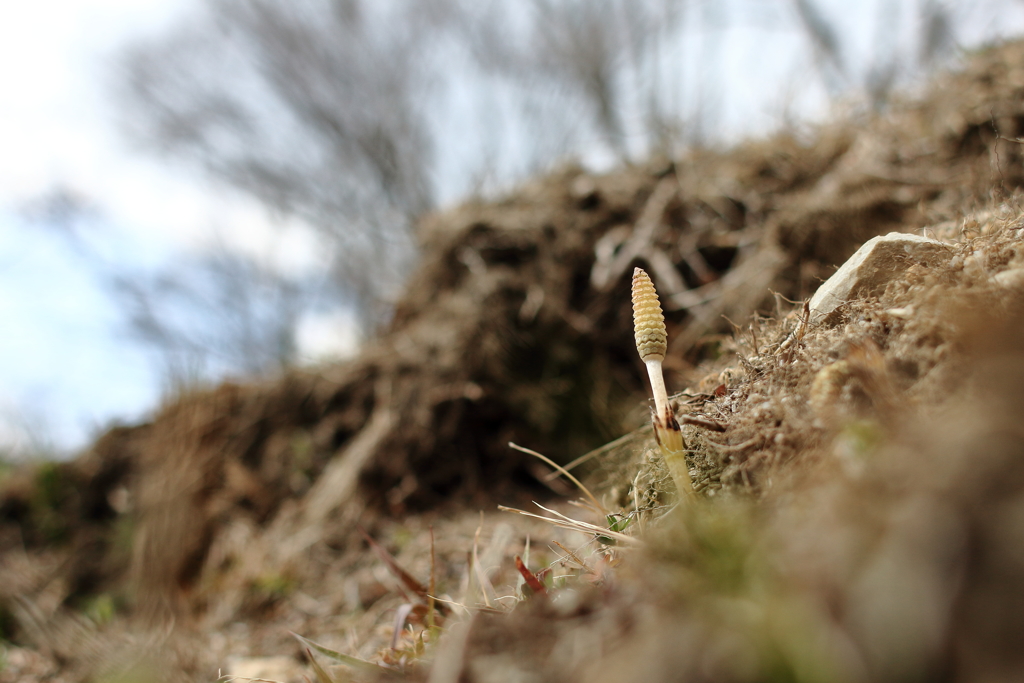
769 289 805 305
590 177 677 291
682 248 718 285
737 353 760 376
692 478 722 494
668 280 724 311
721 314 742 332
679 415 726 432
708 403 730 420
705 434 765 453
777 300 810 364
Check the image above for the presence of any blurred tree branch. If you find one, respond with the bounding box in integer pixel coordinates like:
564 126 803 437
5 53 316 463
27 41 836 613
789 0 957 108
101 0 973 386
116 0 434 328
27 186 338 384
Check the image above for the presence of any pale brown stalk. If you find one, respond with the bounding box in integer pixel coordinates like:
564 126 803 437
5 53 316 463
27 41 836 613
631 267 692 495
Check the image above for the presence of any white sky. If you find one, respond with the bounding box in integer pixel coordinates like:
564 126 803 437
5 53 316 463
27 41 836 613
0 1 181 452
0 0 340 453
0 0 1023 456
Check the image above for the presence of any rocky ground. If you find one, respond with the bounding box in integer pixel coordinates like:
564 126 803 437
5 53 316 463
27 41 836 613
6 40 1024 683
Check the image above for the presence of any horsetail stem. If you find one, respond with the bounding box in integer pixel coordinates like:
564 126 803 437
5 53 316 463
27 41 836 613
631 267 692 495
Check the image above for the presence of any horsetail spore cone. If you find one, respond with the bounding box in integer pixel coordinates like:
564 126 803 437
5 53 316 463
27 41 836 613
631 267 692 495
632 268 667 362
632 267 670 420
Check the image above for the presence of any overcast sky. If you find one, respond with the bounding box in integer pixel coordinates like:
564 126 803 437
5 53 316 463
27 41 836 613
2 0 1024 457
0 0 284 453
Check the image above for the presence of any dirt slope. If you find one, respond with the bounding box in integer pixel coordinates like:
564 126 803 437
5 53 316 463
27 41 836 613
5 39 1024 682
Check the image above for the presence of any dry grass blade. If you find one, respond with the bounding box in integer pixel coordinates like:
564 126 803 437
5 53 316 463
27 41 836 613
551 540 590 570
545 430 645 479
430 595 487 616
508 442 607 514
356 524 430 601
497 504 639 545
304 648 340 683
291 632 384 672
566 498 607 516
515 535 531 597
471 520 496 608
428 526 438 630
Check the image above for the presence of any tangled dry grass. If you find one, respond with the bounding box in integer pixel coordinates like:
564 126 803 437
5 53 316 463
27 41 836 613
380 205 1024 683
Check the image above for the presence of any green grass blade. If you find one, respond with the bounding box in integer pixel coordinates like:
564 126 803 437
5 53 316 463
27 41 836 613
291 632 382 672
304 648 340 683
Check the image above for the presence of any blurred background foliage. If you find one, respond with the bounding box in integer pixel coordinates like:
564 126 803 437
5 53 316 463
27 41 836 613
4 0 1021 459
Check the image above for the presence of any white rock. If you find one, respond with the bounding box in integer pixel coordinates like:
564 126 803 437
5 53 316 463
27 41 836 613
808 232 953 325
